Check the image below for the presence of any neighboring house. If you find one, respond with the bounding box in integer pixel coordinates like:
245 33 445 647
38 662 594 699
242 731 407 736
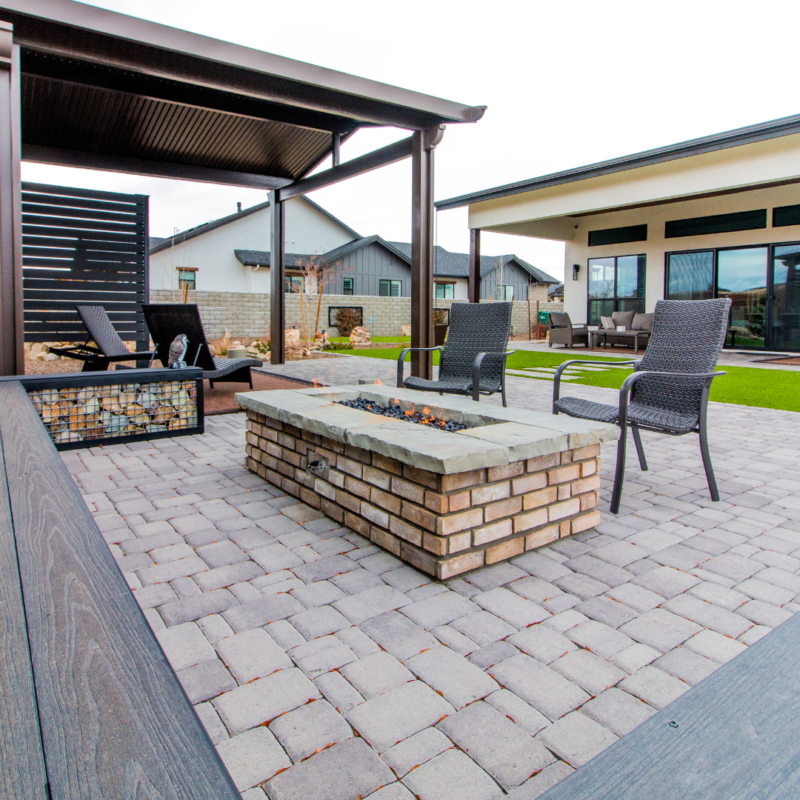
149 196 360 294
151 199 558 301
436 112 800 352
548 283 564 302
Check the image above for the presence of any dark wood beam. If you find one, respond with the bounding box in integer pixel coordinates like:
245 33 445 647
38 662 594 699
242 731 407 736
410 128 440 380
269 191 285 365
468 228 481 303
22 145 293 190
279 136 413 201
332 132 341 167
0 26 22 376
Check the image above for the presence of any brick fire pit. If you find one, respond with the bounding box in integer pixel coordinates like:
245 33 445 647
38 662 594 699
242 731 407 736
238 386 619 579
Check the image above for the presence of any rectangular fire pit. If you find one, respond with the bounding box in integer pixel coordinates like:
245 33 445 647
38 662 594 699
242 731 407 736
237 385 619 579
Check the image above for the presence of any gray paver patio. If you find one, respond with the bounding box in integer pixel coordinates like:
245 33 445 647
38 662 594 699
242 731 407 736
65 362 800 799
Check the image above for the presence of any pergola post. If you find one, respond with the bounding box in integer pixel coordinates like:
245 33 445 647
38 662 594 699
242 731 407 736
468 228 481 303
269 190 286 364
410 126 443 379
0 23 22 376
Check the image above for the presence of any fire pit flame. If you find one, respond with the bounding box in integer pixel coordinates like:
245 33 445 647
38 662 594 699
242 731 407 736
336 398 468 432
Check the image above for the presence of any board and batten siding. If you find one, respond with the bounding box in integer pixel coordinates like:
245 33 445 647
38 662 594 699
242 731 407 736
480 259 531 301
326 241 410 296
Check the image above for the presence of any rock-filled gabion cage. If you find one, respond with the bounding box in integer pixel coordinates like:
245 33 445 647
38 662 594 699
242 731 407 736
27 379 199 445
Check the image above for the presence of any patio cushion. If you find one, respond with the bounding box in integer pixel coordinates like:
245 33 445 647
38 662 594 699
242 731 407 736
601 316 617 330
548 312 571 328
611 311 635 330
632 313 654 331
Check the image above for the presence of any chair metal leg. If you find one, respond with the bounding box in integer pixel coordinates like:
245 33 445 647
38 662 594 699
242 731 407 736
699 422 720 501
631 424 648 471
610 425 627 515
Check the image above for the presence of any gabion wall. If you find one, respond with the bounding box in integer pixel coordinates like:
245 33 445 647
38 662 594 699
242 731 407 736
27 379 199 445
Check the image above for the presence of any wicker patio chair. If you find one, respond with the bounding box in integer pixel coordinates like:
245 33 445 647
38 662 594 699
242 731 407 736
142 304 262 389
49 305 154 371
396 302 514 406
552 298 731 514
547 312 589 348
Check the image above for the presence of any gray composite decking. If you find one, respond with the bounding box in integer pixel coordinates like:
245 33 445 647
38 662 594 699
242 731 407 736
0 381 239 799
542 609 800 800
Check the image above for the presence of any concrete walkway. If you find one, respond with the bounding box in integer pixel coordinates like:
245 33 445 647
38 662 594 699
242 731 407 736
66 361 800 799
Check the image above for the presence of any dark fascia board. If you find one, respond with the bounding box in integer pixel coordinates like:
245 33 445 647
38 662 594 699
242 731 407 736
435 112 800 211
149 196 359 255
322 235 412 266
5 0 486 129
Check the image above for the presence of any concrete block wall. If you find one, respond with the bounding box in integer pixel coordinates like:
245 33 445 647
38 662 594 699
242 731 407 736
149 290 563 340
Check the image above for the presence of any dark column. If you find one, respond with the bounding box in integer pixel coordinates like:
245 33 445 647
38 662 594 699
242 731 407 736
269 190 286 365
410 126 443 379
0 24 21 376
468 228 481 303
332 132 341 167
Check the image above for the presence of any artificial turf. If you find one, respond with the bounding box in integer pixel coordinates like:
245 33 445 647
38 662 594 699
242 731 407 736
332 347 800 413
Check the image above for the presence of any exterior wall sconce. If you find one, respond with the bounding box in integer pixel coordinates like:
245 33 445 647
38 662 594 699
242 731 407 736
572 264 580 281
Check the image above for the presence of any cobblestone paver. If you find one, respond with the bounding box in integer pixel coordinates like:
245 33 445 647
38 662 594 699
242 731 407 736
67 364 800 799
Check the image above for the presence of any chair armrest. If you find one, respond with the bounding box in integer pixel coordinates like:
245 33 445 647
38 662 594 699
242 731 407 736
397 346 442 388
472 350 513 402
618 370 725 426
553 359 640 410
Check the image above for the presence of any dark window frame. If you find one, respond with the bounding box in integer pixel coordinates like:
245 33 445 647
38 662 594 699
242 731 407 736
342 277 354 296
379 279 402 297
587 254 646 325
177 268 196 290
773 204 800 228
435 282 455 299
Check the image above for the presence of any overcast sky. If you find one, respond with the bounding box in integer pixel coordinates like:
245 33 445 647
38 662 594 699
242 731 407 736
22 0 800 282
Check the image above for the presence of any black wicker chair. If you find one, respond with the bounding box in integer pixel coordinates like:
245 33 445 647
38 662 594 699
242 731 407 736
552 298 731 514
397 302 514 406
142 304 262 389
49 305 154 371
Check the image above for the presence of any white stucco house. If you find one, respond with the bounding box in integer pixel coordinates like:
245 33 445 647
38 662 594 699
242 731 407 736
437 113 800 352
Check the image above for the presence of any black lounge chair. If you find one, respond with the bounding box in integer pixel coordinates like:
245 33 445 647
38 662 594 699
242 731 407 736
142 304 262 389
397 302 514 406
553 298 731 515
547 312 589 349
49 305 154 371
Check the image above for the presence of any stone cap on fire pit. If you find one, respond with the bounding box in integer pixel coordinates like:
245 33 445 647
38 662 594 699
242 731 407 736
236 385 619 474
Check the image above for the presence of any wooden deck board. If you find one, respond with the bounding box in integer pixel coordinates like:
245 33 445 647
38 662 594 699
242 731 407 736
0 381 239 799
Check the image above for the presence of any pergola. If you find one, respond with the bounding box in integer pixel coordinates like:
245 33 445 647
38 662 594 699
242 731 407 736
0 0 485 376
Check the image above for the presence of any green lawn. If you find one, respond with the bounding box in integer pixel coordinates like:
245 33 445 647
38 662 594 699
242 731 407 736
333 347 800 412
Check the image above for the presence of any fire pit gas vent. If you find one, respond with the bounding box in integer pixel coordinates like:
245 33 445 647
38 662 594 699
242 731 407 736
337 398 468 432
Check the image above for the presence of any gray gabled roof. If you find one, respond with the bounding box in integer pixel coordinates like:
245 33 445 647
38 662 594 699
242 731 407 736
234 251 311 268
150 196 360 255
435 111 800 211
322 235 411 266
149 236 167 250
388 242 559 284
548 283 564 298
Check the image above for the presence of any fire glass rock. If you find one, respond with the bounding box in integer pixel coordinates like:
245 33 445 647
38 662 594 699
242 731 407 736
336 398 468 432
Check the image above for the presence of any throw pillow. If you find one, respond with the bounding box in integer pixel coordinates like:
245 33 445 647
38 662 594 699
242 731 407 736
601 316 617 330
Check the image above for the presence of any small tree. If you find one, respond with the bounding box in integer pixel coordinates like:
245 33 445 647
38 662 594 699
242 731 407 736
288 256 354 353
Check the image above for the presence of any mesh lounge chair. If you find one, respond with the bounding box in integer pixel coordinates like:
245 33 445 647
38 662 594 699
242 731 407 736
547 312 589 348
142 304 262 389
552 298 731 514
396 302 514 406
49 305 154 371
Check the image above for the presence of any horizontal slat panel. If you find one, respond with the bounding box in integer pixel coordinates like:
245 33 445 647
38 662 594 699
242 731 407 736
22 225 140 243
23 237 142 254
22 203 143 225
21 215 138 233
22 271 145 284
22 192 141 214
23 245 142 260
21 182 147 204
23 279 143 292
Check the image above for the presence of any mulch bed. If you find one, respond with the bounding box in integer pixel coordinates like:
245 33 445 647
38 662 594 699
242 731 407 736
203 372 309 415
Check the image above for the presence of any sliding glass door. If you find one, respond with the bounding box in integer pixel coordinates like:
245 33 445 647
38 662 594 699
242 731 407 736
666 242 800 351
716 248 768 348
772 245 800 351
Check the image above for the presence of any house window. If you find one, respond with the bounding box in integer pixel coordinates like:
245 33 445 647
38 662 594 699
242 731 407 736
587 255 646 325
343 277 354 296
501 285 514 302
284 275 303 293
435 282 454 299
665 210 766 239
177 269 196 290
379 279 402 297
588 224 647 247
